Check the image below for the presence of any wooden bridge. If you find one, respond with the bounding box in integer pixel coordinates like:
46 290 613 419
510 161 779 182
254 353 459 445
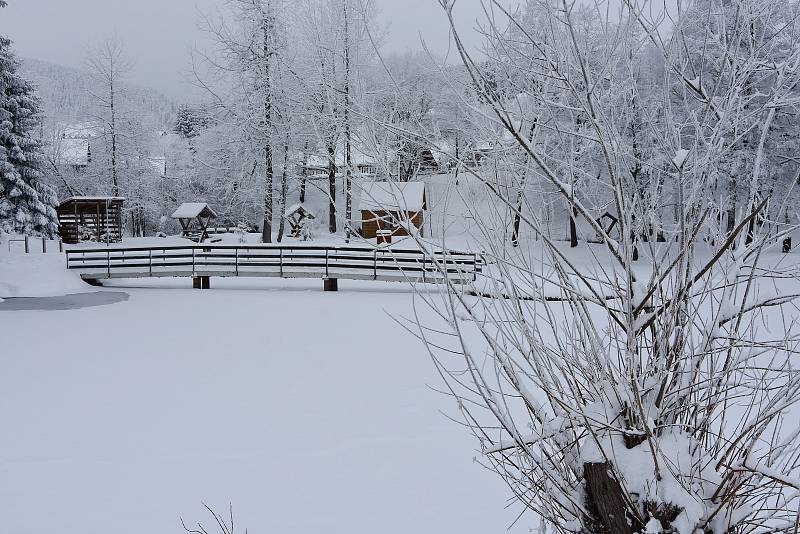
65 243 483 290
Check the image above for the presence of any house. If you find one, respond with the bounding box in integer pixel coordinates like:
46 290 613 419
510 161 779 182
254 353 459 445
359 181 427 239
55 138 91 169
51 121 102 171
301 152 378 178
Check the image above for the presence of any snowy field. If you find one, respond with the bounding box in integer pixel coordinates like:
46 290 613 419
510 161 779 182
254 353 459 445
0 257 526 534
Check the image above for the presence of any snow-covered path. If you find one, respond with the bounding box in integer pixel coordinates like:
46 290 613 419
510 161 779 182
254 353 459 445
1 278 522 534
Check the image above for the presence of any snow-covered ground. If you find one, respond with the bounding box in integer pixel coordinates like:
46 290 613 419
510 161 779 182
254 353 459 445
0 264 526 534
0 238 89 298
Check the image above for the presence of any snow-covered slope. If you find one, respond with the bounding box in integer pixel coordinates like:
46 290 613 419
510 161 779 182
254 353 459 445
0 240 89 298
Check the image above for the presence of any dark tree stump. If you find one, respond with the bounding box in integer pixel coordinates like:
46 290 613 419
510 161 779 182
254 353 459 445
584 462 642 534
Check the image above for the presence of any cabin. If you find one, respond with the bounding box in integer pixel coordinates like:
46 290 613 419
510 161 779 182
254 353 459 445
171 202 217 242
359 181 427 239
57 196 125 244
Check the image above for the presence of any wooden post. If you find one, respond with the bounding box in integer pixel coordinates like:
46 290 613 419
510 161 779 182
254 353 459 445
193 277 202 289
42 237 47 253
24 235 29 253
323 278 338 292
59 238 63 253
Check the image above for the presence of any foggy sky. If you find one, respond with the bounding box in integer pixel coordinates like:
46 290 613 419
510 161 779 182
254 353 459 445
1 0 490 99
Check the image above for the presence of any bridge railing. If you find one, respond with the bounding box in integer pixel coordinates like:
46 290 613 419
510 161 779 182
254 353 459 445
65 243 483 284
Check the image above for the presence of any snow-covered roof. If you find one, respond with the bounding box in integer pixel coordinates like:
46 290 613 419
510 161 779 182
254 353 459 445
59 196 125 209
359 181 426 212
56 138 90 166
62 121 103 139
305 151 377 169
171 202 217 219
285 203 315 218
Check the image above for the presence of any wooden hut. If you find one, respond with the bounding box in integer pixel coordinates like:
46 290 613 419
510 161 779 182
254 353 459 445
359 181 426 239
57 196 125 244
171 202 217 242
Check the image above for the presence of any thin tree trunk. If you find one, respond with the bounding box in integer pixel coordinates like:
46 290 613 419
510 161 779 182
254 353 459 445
327 143 337 233
300 139 309 204
343 0 353 242
261 12 274 244
110 74 119 197
512 120 537 247
277 129 290 242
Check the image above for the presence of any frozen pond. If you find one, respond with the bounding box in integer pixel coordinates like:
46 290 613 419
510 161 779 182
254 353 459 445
0 291 129 311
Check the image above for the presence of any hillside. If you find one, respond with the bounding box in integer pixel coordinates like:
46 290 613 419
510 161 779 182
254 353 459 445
19 57 177 133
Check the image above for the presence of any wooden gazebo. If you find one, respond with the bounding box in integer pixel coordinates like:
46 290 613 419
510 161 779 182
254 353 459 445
57 196 125 244
171 202 217 242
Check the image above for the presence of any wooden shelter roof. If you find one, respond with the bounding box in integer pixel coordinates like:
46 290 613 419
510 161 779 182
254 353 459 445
171 203 217 219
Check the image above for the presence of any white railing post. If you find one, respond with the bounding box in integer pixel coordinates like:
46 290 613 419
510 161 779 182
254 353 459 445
107 249 111 278
373 249 377 280
192 247 196 275
149 249 153 276
235 248 239 276
325 248 329 278
280 248 284 277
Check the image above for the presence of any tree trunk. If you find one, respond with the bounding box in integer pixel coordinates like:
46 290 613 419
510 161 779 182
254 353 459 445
569 206 578 248
512 121 537 247
327 143 337 233
584 462 641 534
261 13 274 244
300 139 309 204
110 75 119 197
343 0 353 242
277 129 290 242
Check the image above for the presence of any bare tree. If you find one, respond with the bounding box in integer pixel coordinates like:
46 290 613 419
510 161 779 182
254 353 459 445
86 37 131 197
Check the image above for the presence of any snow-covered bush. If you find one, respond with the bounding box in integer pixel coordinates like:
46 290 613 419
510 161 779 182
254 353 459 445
419 1 800 532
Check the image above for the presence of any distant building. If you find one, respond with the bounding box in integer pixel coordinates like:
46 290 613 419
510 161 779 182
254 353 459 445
50 121 102 171
359 181 427 239
55 137 91 169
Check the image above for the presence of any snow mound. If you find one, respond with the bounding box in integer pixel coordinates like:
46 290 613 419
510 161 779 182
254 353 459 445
0 250 90 297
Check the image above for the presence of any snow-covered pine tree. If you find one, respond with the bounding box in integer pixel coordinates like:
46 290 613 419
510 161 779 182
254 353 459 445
0 22 59 238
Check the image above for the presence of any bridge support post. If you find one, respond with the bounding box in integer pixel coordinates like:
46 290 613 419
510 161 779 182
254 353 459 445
193 276 210 290
323 278 338 292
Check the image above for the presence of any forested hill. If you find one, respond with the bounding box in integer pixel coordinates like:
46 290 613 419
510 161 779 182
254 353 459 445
19 57 177 133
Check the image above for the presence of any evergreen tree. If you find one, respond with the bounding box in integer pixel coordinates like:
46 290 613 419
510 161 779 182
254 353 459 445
0 15 59 237
173 104 213 139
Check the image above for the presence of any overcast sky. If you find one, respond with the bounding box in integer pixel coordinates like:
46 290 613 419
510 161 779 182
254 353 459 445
2 0 491 99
